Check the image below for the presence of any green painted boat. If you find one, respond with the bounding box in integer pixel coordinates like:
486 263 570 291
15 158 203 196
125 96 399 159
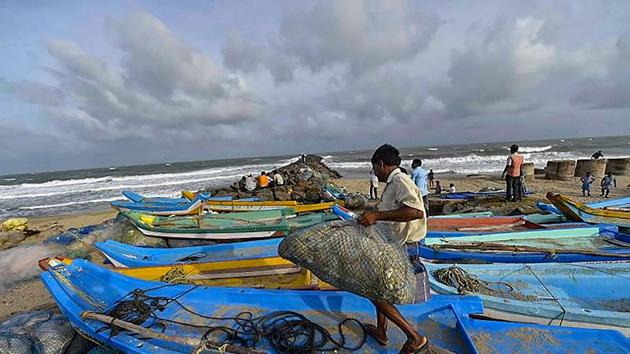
122 209 339 241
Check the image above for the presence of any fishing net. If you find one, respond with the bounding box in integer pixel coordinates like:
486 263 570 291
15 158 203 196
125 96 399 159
279 219 417 304
0 309 88 354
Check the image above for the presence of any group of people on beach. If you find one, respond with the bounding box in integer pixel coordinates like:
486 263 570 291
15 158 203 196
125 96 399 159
239 170 284 192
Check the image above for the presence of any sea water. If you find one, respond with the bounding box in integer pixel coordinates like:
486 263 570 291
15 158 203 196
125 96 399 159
1 135 628 218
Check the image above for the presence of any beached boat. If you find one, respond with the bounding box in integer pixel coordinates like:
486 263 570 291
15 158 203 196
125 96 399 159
121 210 339 240
547 193 630 228
427 215 545 233
324 183 345 199
123 190 206 204
39 258 630 353
415 226 630 263
439 190 533 200
50 255 331 290
97 224 616 268
123 190 256 204
111 193 208 216
426 262 630 331
205 200 339 213
96 238 284 267
537 196 630 216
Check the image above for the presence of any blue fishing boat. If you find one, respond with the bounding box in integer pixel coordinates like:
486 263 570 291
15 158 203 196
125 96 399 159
96 238 282 268
414 227 630 263
40 258 630 353
122 191 210 204
111 194 208 216
97 225 617 268
426 262 630 330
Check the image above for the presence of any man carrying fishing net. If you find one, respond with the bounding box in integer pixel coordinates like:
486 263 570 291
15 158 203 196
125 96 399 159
358 143 429 353
280 144 431 353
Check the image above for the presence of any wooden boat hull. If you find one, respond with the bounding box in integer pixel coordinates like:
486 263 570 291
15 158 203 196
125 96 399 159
415 226 630 263
547 193 630 228
122 210 339 241
96 238 283 268
52 256 331 290
205 201 338 213
426 262 630 329
40 258 630 353
97 225 621 268
112 199 205 216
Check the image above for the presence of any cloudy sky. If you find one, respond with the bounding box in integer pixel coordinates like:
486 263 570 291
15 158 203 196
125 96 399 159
1 0 630 174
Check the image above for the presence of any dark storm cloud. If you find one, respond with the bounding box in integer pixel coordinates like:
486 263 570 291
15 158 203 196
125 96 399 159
39 14 262 142
3 1 630 174
223 0 441 82
571 31 630 109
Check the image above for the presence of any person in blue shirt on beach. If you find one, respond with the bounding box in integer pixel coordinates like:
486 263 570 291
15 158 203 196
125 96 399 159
580 172 595 197
411 159 430 216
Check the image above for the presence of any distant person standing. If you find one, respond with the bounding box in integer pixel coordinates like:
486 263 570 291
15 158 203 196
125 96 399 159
601 172 617 198
411 159 430 216
369 169 379 199
591 151 604 160
501 144 524 202
258 171 270 188
580 172 595 197
434 181 442 195
427 169 435 188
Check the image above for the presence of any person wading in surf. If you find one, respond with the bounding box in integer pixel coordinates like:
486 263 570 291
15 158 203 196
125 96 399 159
359 144 429 354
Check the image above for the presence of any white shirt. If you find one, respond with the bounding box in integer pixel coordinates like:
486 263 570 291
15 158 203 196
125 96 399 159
370 173 379 187
274 173 284 185
244 176 256 191
378 168 427 244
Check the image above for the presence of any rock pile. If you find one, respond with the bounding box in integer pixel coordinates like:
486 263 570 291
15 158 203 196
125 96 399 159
202 155 343 203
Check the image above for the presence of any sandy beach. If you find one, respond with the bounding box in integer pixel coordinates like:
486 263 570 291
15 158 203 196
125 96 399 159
2 174 628 321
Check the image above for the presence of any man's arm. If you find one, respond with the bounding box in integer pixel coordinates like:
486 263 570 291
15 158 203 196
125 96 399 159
359 206 423 225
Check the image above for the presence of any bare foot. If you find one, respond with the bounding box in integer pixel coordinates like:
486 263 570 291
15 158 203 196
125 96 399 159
363 324 388 346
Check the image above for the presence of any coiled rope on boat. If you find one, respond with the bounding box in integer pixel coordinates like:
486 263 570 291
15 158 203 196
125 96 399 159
433 266 514 294
101 286 366 353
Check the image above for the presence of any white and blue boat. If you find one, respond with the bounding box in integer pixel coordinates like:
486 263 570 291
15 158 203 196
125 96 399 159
426 262 630 332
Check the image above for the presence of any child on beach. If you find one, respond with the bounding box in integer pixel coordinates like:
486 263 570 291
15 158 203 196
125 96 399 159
601 172 617 197
435 181 442 194
449 183 456 193
428 169 435 188
580 172 595 197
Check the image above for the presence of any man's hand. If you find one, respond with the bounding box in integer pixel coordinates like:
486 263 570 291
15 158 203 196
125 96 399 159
359 211 379 226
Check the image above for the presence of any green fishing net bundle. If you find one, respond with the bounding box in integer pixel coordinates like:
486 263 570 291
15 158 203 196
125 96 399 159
279 219 417 304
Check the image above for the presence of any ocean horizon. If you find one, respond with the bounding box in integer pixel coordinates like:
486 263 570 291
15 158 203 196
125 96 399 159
1 134 629 219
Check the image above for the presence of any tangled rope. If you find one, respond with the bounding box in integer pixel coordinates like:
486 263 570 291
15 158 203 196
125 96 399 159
433 266 514 295
102 287 365 353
